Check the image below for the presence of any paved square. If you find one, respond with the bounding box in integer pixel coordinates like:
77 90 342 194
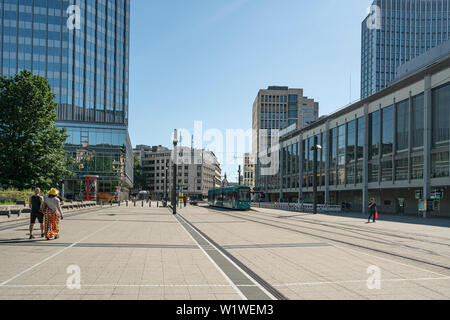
0 203 449 300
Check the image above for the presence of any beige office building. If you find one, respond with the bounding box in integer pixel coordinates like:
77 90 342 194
252 86 319 188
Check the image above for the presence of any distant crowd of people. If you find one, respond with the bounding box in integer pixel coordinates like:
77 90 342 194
29 188 64 240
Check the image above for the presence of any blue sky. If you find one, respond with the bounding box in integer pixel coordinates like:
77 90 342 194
129 0 371 182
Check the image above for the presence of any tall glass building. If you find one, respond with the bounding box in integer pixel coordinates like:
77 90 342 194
0 0 133 200
361 0 450 99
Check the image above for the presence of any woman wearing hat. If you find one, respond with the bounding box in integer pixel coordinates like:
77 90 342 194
42 188 64 240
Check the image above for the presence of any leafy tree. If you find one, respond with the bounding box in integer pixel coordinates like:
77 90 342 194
0 70 73 190
133 155 146 190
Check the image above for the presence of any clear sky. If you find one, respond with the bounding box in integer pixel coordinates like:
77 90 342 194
129 0 371 182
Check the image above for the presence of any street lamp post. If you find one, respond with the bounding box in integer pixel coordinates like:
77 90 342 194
165 166 168 205
172 129 178 215
311 136 322 215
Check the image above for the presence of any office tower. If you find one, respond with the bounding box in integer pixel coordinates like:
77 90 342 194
361 0 450 99
0 0 133 199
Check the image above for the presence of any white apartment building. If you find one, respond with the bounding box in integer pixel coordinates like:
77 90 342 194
133 145 221 199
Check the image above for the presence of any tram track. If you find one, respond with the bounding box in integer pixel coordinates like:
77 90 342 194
261 210 450 247
202 206 450 274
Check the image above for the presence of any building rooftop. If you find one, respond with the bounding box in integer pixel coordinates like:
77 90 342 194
280 53 450 141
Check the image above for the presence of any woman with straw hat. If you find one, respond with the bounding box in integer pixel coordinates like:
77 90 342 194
42 188 64 240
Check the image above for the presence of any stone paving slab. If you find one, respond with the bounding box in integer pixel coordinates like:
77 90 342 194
179 205 450 300
0 206 241 300
0 204 449 300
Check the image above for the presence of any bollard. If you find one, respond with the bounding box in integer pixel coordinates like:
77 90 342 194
149 201 152 208
111 201 113 206
142 201 144 207
134 201 136 207
119 201 121 207
157 202 159 208
126 200 128 207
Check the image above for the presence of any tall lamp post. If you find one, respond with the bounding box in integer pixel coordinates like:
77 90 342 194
311 136 322 215
165 166 169 204
172 129 178 215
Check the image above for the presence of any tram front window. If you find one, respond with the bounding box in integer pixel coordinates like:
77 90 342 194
239 189 250 202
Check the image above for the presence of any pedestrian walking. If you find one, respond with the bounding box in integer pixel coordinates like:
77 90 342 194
29 188 44 239
183 195 187 207
368 198 377 223
41 188 64 240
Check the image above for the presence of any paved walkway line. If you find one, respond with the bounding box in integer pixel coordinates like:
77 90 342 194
176 213 286 301
174 213 247 300
0 220 118 287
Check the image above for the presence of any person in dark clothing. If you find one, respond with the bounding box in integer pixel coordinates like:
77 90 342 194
29 188 44 239
368 198 377 223
183 195 187 207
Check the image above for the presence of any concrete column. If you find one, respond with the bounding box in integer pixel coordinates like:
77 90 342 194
423 75 432 201
324 121 330 205
408 92 413 184
392 99 397 183
298 134 303 201
363 103 369 215
378 104 382 184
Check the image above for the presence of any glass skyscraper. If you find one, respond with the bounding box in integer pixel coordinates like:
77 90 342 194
0 0 133 199
361 0 449 99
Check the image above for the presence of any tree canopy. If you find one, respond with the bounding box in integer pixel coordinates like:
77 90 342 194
133 155 146 190
0 70 73 190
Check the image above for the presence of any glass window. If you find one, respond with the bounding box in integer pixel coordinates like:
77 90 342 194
396 100 409 151
432 83 450 146
395 158 408 181
337 125 345 185
431 152 449 178
381 160 393 182
346 120 356 163
369 163 379 183
412 93 424 148
411 156 424 180
369 111 380 159
329 128 337 185
382 106 394 155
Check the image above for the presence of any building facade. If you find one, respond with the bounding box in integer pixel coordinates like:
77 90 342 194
134 145 222 200
261 53 450 217
361 0 450 99
243 153 255 189
252 86 319 190
0 0 133 199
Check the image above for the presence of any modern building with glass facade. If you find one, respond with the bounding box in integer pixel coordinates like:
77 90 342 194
260 49 450 217
361 0 450 99
0 0 133 199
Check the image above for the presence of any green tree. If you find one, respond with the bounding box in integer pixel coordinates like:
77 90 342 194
133 155 146 190
0 70 73 190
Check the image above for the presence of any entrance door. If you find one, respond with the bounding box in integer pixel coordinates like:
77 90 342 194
397 198 405 215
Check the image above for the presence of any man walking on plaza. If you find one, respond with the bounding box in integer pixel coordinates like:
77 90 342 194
29 188 44 239
368 198 377 223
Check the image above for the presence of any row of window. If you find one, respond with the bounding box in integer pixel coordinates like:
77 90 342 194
265 82 450 190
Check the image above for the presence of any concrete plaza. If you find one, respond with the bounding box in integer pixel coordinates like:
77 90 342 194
0 203 449 300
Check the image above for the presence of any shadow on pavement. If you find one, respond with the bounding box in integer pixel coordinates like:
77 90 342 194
322 211 450 228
